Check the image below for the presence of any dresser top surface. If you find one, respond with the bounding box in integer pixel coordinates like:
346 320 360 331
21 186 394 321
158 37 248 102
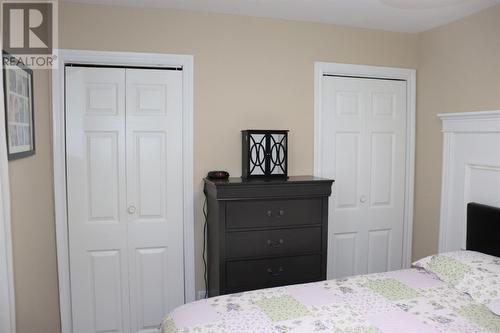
204 175 334 187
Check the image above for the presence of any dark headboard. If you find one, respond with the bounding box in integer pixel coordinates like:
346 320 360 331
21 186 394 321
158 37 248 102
467 202 500 257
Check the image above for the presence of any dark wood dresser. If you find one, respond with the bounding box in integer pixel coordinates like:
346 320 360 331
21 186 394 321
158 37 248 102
204 176 334 296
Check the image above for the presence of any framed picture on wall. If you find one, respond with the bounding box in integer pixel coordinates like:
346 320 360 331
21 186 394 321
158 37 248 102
2 52 35 160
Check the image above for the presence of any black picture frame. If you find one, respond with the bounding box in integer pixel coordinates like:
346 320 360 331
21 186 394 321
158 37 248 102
2 52 35 160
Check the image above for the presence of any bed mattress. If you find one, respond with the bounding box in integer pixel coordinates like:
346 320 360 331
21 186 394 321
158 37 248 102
162 267 500 333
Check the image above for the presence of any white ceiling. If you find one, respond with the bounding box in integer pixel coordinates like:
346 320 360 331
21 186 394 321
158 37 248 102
63 0 500 33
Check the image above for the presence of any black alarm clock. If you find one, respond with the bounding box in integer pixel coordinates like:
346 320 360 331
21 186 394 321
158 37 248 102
207 171 229 179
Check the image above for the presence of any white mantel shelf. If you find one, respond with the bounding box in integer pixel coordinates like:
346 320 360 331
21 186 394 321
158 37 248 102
438 110 500 133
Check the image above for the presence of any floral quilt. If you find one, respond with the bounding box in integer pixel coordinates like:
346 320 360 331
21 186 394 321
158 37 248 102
162 267 500 332
414 251 500 316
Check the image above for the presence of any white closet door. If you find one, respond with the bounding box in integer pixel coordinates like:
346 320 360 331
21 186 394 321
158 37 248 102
321 76 406 279
66 67 130 333
66 67 184 333
125 69 184 333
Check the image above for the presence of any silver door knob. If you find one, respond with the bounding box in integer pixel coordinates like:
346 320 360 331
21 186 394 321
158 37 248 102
127 205 136 214
360 195 367 203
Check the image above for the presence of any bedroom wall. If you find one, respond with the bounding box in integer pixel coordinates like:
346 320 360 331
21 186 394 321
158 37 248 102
10 2 499 331
8 5 420 330
413 5 500 260
57 1 418 293
8 70 61 332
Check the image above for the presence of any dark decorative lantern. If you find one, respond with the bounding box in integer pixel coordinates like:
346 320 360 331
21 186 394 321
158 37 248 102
242 130 289 178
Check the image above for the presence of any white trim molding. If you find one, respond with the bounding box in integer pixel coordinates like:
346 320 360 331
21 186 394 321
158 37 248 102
314 62 416 269
51 49 195 333
438 111 500 253
439 110 500 133
0 58 16 333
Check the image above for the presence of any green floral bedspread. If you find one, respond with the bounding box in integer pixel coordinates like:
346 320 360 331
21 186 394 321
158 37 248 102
162 268 500 332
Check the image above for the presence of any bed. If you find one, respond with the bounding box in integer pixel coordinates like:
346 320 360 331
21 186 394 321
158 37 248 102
162 202 500 333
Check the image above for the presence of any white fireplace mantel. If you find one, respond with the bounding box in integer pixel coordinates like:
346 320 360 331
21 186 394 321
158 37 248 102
438 110 500 253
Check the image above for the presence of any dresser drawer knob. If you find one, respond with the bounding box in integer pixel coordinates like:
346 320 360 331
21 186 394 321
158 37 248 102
266 266 284 277
267 238 284 248
265 210 285 218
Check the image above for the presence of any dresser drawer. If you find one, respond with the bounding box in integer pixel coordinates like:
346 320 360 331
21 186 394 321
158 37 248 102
226 227 321 259
225 255 322 292
226 198 322 229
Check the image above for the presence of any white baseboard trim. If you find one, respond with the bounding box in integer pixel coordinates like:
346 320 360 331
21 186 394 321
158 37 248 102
196 290 207 300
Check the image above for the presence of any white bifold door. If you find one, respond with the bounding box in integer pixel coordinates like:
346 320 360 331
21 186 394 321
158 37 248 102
66 66 184 333
320 76 407 279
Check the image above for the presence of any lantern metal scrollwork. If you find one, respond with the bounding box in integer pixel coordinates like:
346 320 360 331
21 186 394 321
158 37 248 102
242 130 288 178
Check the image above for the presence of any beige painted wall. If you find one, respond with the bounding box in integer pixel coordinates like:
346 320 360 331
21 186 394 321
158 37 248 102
9 70 61 332
8 2 500 332
413 5 500 260
58 2 418 293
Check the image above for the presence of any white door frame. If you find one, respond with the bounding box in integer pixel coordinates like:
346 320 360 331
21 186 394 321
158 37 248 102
52 49 195 333
0 58 16 333
313 62 416 269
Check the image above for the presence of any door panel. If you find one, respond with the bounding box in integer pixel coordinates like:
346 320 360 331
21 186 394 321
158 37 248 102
134 132 166 220
86 132 120 222
134 247 169 331
336 91 361 117
372 92 396 118
66 67 130 333
330 232 357 278
89 250 124 333
367 229 391 274
126 69 184 333
334 132 360 209
370 132 394 207
322 76 406 279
